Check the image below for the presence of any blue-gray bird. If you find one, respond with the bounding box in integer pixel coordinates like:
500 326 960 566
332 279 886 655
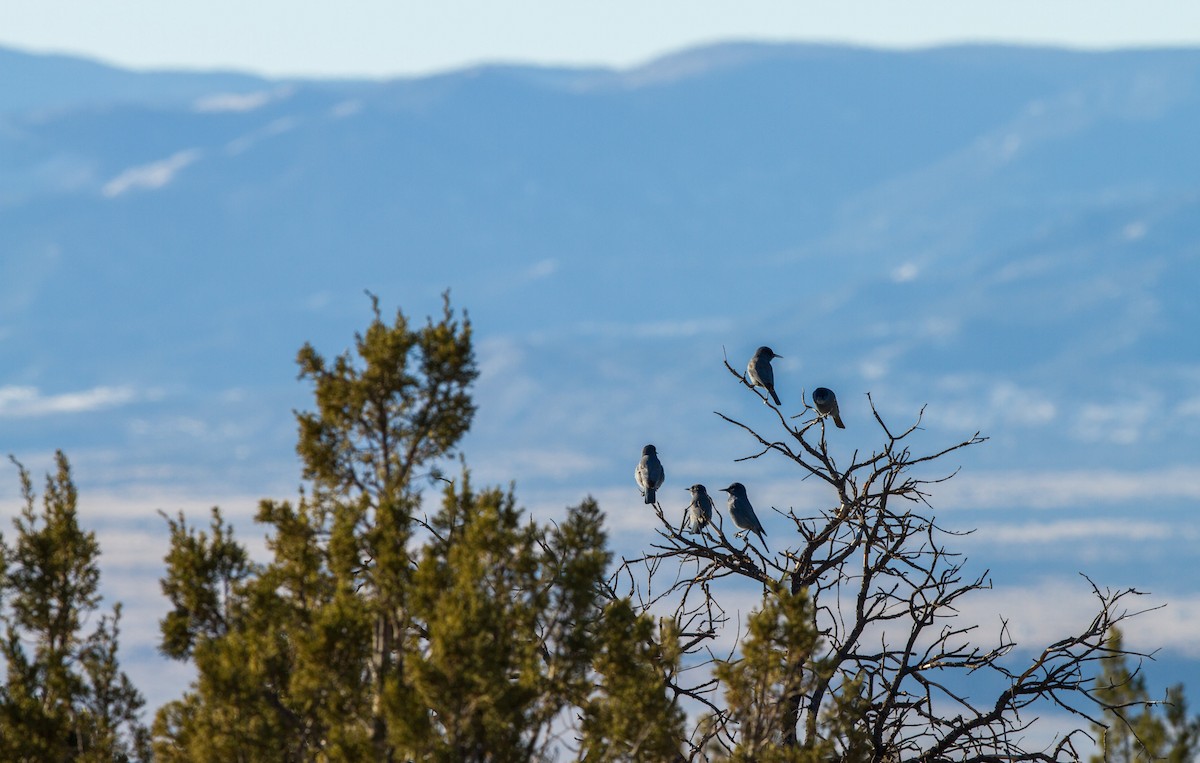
812 386 845 428
635 444 665 505
747 346 782 406
684 484 714 532
720 482 768 548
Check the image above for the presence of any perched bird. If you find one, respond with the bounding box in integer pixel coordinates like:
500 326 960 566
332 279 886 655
747 346 782 406
720 482 768 548
812 386 846 428
635 444 665 505
684 484 714 533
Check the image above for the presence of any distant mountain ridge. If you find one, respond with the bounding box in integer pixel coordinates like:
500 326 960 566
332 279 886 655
5 39 1199 468
3 40 1200 709
0 46 275 114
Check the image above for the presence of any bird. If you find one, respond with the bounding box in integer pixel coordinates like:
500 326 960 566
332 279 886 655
720 482 768 548
746 346 782 406
684 484 714 533
635 444 665 505
812 386 846 428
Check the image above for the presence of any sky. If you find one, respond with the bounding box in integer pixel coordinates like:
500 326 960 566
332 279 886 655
3 0 1200 78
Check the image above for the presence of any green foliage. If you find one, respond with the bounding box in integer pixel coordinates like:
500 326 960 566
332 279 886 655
388 482 650 760
580 600 687 761
709 586 830 763
0 452 149 762
153 497 375 762
158 506 253 660
1090 628 1200 763
152 295 684 761
294 289 477 505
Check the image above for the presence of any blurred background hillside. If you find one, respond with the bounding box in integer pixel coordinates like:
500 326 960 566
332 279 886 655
3 37 1199 712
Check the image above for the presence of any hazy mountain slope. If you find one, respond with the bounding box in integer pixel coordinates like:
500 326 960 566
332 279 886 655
4 41 1199 481
0 46 274 114
3 41 1200 708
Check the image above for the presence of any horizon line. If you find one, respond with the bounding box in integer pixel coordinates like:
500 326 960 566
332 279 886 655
6 36 1200 83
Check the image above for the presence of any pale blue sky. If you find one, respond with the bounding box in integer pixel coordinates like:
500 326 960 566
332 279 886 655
3 0 1200 78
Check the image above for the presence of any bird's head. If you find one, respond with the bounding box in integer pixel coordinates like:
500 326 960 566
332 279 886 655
756 346 780 359
642 444 657 455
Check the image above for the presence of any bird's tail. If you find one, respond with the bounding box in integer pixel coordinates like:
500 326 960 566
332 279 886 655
756 530 770 551
644 488 656 505
769 388 782 406
833 412 846 429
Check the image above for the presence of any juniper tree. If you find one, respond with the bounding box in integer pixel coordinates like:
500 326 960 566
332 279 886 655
154 294 477 760
0 452 149 762
153 295 683 761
